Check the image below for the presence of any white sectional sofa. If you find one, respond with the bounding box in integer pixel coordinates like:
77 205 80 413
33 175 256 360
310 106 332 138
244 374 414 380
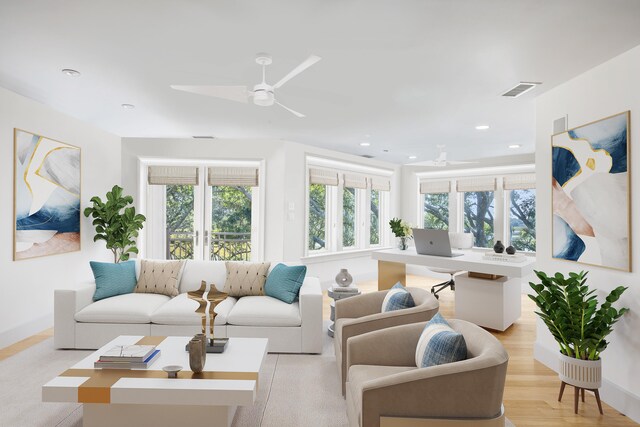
54 260 323 353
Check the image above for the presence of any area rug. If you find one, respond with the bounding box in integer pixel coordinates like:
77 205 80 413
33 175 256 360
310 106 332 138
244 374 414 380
0 324 514 427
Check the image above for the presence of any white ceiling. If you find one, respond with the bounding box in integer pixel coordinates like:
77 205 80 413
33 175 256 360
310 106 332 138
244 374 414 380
1 0 640 164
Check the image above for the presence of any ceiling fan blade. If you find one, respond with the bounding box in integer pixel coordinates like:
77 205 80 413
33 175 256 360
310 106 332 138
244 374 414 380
406 160 438 166
170 85 249 103
275 101 305 118
273 55 321 89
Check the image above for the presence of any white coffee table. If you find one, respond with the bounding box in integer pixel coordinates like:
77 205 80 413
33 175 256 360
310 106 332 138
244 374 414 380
43 335 268 427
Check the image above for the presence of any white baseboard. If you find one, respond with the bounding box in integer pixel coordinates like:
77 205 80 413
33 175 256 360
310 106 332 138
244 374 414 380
0 313 53 349
534 342 640 423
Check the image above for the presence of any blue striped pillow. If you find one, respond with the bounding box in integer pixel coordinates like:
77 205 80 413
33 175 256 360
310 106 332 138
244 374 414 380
381 283 416 312
415 313 467 368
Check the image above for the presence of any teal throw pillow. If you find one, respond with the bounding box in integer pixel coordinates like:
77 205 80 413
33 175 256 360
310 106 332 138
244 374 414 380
265 263 307 304
381 283 416 312
90 260 137 301
415 313 467 368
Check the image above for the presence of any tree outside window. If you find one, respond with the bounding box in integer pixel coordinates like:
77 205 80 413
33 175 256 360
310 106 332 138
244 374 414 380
424 193 449 230
370 189 380 245
309 184 327 250
509 189 536 252
210 186 252 260
464 191 495 248
343 187 356 247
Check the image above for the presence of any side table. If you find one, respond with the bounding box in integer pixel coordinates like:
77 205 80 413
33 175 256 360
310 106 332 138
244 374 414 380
327 285 361 337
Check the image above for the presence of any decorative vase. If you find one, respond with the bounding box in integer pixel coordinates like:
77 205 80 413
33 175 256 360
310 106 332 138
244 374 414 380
188 339 204 373
335 269 353 287
398 236 408 250
493 240 505 254
194 333 207 359
558 353 602 389
506 245 516 255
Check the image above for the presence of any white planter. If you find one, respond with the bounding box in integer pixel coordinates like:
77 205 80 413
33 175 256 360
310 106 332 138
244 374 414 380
558 353 602 389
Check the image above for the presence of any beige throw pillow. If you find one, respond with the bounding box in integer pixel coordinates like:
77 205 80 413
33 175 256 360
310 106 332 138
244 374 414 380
135 259 185 297
223 262 271 297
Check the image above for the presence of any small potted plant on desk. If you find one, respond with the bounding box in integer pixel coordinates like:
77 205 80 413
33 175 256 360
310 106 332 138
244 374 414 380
389 218 412 250
528 270 629 415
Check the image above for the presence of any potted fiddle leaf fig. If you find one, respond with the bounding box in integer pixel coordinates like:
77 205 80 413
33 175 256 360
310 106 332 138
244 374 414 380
528 270 628 397
83 185 146 263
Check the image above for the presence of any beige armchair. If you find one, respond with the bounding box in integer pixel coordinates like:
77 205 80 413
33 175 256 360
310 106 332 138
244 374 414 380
345 319 509 427
334 287 439 395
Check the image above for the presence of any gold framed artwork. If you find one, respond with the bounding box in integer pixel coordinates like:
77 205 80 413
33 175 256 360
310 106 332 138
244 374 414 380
13 129 81 260
551 111 631 272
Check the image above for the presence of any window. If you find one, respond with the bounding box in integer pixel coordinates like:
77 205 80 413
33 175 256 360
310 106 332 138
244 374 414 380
308 183 328 251
463 191 495 248
370 189 380 245
509 189 536 252
144 164 261 261
306 162 391 255
342 187 357 248
418 172 535 251
210 185 252 260
423 193 449 230
166 184 195 260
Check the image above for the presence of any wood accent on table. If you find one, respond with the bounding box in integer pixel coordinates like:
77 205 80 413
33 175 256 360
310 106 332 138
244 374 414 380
377 260 406 290
468 271 504 280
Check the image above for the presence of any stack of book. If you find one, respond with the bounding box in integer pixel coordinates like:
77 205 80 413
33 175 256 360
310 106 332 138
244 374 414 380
332 286 359 300
94 344 161 369
482 252 527 263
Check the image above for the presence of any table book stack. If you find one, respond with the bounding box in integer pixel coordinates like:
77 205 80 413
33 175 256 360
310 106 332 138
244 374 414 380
94 344 161 369
331 285 359 300
482 252 527 263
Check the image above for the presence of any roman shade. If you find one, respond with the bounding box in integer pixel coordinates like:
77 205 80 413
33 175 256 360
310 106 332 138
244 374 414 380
503 173 536 190
147 166 199 186
208 167 259 187
456 176 497 192
343 173 368 189
309 168 339 186
371 176 391 192
420 180 451 194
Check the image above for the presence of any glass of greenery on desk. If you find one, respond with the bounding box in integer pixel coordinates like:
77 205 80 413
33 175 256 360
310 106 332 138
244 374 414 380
389 218 412 250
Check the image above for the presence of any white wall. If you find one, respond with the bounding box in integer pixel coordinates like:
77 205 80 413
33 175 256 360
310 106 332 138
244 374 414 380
0 87 121 348
535 45 640 422
120 138 401 287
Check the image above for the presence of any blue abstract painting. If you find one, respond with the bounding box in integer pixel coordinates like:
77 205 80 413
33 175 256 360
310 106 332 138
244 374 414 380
14 129 81 260
551 111 630 271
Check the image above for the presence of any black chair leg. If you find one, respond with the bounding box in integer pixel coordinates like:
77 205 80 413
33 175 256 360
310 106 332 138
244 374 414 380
431 277 454 299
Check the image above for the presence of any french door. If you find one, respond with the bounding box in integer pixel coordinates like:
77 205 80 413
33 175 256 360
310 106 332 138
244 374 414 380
145 164 261 261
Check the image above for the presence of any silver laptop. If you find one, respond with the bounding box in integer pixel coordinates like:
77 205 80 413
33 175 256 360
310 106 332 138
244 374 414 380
413 228 464 257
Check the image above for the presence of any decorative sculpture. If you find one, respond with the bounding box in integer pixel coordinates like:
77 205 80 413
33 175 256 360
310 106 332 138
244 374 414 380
187 281 229 353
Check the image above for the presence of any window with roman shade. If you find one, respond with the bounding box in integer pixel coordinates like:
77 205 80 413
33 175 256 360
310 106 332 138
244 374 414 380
456 176 497 192
420 180 451 194
309 168 339 186
370 176 391 192
503 173 536 190
147 166 199 186
343 173 368 189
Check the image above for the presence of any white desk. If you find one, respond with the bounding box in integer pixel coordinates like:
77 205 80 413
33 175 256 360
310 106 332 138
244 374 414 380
372 248 536 330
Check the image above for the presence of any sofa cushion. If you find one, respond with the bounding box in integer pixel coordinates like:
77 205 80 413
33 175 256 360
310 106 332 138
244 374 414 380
381 283 415 312
224 262 271 297
415 313 467 368
75 293 170 324
135 260 185 297
179 261 227 293
150 293 237 325
90 260 137 301
227 296 301 327
264 263 307 304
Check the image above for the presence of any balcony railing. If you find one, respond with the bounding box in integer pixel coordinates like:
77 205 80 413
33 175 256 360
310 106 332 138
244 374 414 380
166 230 251 261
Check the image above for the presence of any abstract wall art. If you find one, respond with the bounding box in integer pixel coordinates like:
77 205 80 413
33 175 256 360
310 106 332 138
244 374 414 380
551 111 630 271
14 129 81 260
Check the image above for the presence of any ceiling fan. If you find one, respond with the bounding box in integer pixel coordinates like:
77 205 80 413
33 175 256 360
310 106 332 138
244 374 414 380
170 53 321 118
407 145 478 167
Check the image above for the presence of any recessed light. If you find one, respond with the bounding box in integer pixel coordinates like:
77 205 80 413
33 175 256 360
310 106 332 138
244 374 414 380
61 68 81 77
383 149 390 153
408 155 417 160
121 104 135 110
475 125 490 130
359 142 371 147
508 144 521 149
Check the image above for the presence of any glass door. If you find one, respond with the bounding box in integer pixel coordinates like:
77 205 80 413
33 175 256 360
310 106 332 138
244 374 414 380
206 185 253 261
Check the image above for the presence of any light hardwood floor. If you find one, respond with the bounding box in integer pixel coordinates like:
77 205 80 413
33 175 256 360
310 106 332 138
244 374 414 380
325 275 638 427
1 278 636 426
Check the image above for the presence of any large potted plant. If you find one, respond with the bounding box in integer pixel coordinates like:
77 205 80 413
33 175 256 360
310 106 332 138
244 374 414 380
528 270 628 412
389 218 413 250
83 185 146 263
